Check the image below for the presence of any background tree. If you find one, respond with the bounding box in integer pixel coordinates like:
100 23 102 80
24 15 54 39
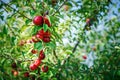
0 0 120 80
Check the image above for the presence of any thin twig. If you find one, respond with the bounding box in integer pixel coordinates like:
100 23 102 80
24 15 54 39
0 54 14 61
53 50 58 59
52 50 58 64
5 22 20 38
72 41 80 53
19 59 34 62
0 0 32 20
28 0 36 11
55 28 86 78
42 0 45 15
59 41 79 67
0 54 34 62
2 6 9 12
52 0 68 16
2 6 17 18
5 22 16 36
55 41 80 79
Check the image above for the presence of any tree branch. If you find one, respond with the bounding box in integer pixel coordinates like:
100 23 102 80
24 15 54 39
5 21 20 38
60 41 80 66
52 0 68 16
41 0 45 16
0 54 34 63
0 0 32 20
28 0 36 11
19 59 34 63
2 6 9 13
55 25 86 78
0 53 14 61
53 50 58 59
55 41 80 79
72 41 80 53
5 22 15 36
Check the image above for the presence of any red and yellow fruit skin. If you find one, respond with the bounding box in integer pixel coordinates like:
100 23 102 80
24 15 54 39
44 16 51 27
29 63 38 71
92 47 96 51
36 34 43 40
24 72 29 77
32 36 39 43
52 0 57 6
31 49 38 54
12 70 19 76
86 18 93 27
43 37 50 43
37 29 44 35
43 31 51 37
41 65 48 72
63 5 69 11
26 39 33 44
34 58 41 66
33 16 43 26
36 29 51 43
86 18 90 23
19 40 26 46
82 55 87 60
39 50 45 60
14 71 18 76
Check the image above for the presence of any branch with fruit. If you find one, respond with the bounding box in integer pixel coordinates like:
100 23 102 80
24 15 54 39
18 13 52 74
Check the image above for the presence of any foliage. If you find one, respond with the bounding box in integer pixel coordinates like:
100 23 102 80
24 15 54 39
0 0 120 80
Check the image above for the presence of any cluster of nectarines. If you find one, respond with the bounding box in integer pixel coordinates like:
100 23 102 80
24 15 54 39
17 15 51 78
32 15 51 43
30 50 48 72
29 15 51 72
19 15 51 46
28 15 51 72
11 62 30 77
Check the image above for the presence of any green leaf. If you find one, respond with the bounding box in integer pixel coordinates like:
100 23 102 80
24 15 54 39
117 70 120 75
30 72 38 76
43 24 48 32
21 51 25 57
0 65 4 73
34 42 43 51
3 26 8 34
32 26 42 35
65 50 72 54
52 78 57 80
10 36 16 46
50 16 59 23
46 42 56 49
0 59 6 68
0 16 4 20
30 10 35 16
25 19 31 25
0 76 4 80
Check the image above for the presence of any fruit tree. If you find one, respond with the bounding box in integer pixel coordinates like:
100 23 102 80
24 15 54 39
0 0 120 80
